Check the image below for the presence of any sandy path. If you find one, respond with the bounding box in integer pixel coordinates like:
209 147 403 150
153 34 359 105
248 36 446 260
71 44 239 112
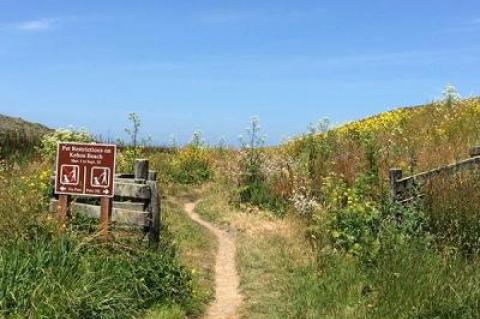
184 202 242 319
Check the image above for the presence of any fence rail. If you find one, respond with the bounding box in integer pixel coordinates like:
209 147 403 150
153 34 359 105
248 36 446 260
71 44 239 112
390 146 480 202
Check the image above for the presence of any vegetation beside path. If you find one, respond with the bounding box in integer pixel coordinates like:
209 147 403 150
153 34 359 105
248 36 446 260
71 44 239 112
146 185 217 319
196 184 322 318
0 128 216 319
196 180 480 319
0 163 197 319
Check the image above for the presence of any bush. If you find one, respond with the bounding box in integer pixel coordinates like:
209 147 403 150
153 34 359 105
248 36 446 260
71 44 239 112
148 151 175 184
168 132 212 184
116 146 146 174
169 146 212 184
308 173 428 263
235 117 288 213
38 128 94 161
298 225 480 319
237 169 288 214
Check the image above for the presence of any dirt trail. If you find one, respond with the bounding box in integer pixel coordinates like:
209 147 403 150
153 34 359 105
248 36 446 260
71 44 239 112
184 202 242 319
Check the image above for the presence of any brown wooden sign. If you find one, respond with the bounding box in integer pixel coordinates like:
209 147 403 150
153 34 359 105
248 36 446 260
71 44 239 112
55 142 116 197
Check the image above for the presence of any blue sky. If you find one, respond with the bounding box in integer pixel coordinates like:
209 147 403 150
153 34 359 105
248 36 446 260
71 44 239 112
0 1 479 145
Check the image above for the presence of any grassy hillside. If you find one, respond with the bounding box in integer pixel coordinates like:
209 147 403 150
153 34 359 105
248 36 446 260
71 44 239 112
0 114 52 159
287 96 480 184
0 114 51 135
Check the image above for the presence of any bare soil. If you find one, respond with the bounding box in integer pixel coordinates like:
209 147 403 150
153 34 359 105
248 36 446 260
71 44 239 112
184 202 243 319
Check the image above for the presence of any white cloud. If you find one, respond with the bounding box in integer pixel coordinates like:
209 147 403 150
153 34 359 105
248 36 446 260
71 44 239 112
15 18 57 31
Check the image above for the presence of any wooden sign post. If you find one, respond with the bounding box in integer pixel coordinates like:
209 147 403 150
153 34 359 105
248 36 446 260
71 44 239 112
54 142 116 240
100 197 112 241
58 194 69 232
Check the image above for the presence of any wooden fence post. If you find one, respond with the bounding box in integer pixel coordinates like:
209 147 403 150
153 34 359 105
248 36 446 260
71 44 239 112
135 159 149 180
389 168 403 202
148 170 157 182
147 170 160 247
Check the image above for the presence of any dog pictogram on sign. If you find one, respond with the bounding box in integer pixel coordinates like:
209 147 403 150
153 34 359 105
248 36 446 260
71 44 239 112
91 167 111 188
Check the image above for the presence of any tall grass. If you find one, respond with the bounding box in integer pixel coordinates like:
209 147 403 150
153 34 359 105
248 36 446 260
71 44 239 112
0 130 41 161
287 241 480 319
0 235 194 318
424 170 480 255
365 238 480 319
0 160 196 318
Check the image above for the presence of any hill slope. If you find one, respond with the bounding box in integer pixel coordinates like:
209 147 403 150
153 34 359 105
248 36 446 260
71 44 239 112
0 114 51 137
285 97 480 185
0 114 52 158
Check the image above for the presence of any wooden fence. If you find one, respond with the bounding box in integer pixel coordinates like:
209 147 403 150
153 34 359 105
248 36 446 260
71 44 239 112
49 159 161 246
389 146 480 203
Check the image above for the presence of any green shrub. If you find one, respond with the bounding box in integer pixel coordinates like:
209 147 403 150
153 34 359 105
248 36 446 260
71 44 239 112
38 128 94 161
310 173 428 263
296 118 337 195
169 146 212 184
168 132 212 184
148 151 176 184
236 117 288 213
116 146 146 174
237 169 288 214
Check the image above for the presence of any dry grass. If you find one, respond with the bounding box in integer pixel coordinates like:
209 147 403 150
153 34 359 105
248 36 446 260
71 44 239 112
235 217 315 319
196 183 320 319
0 114 51 160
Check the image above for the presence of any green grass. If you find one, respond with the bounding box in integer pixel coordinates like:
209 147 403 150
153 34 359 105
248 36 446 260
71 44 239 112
144 304 186 319
146 185 217 318
234 221 480 318
233 224 369 319
0 235 194 319
365 240 480 319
